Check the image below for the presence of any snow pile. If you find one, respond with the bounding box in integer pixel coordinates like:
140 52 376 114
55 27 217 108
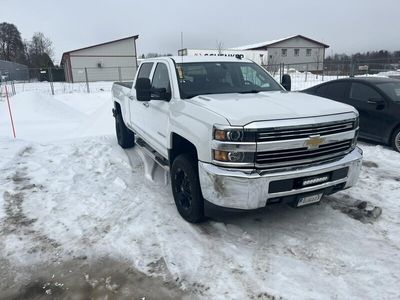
0 91 114 142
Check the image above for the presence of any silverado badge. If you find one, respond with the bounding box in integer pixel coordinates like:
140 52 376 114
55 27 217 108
305 135 325 150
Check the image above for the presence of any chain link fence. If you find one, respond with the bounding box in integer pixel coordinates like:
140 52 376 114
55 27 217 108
263 60 400 91
1 61 399 96
0 66 136 96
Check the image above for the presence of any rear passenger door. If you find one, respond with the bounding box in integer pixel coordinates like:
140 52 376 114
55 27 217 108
348 82 389 141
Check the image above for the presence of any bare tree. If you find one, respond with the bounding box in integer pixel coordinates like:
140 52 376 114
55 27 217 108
29 32 54 59
26 32 54 68
0 22 25 63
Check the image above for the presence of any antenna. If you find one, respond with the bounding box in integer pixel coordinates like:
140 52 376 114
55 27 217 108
180 32 184 64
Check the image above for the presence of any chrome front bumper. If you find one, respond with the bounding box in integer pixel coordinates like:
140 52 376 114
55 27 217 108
198 147 363 210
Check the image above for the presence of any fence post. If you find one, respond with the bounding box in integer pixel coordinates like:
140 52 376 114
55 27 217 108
118 67 122 82
305 64 308 82
48 67 55 95
84 67 90 93
11 81 16 95
337 63 340 79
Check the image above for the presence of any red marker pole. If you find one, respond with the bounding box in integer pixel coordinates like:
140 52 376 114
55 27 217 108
4 85 16 138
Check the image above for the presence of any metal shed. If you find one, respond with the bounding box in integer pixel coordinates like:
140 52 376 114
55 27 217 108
61 35 139 83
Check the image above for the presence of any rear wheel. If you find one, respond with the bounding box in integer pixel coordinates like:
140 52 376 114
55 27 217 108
171 153 205 223
391 127 400 153
115 111 135 149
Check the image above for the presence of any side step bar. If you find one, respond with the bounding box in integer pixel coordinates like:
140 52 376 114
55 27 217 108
135 137 170 171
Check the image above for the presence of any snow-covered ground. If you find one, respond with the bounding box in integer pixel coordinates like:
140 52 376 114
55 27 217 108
0 82 400 299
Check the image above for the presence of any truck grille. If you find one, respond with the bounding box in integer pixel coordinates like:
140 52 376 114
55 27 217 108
256 120 355 142
256 140 353 169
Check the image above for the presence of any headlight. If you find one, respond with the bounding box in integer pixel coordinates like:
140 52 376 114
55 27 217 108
214 128 244 142
212 125 256 167
213 150 254 163
213 126 255 142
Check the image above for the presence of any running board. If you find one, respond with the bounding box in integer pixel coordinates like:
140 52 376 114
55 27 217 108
135 137 170 171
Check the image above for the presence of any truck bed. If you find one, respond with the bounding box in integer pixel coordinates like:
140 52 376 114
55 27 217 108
114 81 133 89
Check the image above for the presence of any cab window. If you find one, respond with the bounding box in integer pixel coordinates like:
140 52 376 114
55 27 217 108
137 63 153 79
151 63 171 99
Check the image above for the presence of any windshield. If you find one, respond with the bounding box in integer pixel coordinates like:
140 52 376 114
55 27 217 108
377 82 400 102
176 61 283 99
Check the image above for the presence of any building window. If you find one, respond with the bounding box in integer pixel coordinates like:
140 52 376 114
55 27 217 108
294 49 300 56
306 49 312 56
281 49 287 57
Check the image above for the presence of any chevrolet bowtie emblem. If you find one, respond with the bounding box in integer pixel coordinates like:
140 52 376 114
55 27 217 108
305 135 325 150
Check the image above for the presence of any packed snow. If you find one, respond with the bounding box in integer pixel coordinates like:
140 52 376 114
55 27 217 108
0 80 400 299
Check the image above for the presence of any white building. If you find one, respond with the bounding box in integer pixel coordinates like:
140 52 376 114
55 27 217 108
61 35 139 83
232 35 329 71
177 48 268 65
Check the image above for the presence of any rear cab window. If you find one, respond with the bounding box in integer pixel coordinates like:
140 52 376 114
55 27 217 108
137 63 154 79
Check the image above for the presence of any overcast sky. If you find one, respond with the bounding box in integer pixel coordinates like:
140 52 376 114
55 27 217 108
2 0 399 64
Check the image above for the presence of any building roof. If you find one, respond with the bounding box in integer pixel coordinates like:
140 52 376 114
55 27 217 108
61 35 139 64
144 56 253 64
232 35 329 50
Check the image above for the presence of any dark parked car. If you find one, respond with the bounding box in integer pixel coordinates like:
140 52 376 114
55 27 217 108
302 77 400 152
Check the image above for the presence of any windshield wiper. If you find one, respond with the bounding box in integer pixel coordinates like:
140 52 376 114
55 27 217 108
238 90 262 94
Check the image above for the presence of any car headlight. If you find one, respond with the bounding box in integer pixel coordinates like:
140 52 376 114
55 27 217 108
213 126 255 142
214 128 244 142
212 125 256 167
213 150 254 163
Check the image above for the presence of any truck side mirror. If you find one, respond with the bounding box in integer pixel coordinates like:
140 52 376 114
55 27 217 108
135 78 151 101
281 74 291 91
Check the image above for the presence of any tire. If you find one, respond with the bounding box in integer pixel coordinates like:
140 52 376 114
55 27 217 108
391 127 400 153
171 153 205 223
115 112 135 149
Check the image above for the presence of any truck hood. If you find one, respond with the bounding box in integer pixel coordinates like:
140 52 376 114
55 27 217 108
187 91 356 126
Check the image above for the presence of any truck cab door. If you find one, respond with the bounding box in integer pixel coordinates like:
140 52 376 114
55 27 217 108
144 62 172 158
129 62 154 137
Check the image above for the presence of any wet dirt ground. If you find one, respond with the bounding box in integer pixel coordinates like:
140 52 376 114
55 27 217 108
0 257 187 300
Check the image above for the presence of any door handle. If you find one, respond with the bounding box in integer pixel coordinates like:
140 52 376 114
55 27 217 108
142 102 149 108
129 95 134 100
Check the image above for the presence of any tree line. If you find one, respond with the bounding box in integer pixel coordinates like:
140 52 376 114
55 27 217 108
0 22 54 68
326 49 400 63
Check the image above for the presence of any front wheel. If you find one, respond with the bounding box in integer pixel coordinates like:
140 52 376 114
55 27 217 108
391 127 400 153
171 154 205 223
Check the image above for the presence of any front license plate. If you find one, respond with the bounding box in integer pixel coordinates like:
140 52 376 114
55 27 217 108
297 193 323 207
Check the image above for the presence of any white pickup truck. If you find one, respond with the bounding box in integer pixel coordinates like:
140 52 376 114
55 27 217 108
112 56 362 223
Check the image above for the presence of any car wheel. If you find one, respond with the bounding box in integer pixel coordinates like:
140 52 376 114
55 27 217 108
115 112 135 149
171 153 205 223
391 127 400 153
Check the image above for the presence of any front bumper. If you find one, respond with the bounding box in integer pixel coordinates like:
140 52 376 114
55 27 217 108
198 147 363 210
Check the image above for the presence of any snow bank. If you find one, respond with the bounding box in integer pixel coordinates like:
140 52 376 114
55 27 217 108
0 91 113 142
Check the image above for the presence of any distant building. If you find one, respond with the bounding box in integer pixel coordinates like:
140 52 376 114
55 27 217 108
61 35 139 83
0 60 29 82
177 48 268 65
232 35 329 71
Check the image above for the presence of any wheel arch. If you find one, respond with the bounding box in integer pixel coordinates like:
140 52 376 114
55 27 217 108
168 133 198 166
